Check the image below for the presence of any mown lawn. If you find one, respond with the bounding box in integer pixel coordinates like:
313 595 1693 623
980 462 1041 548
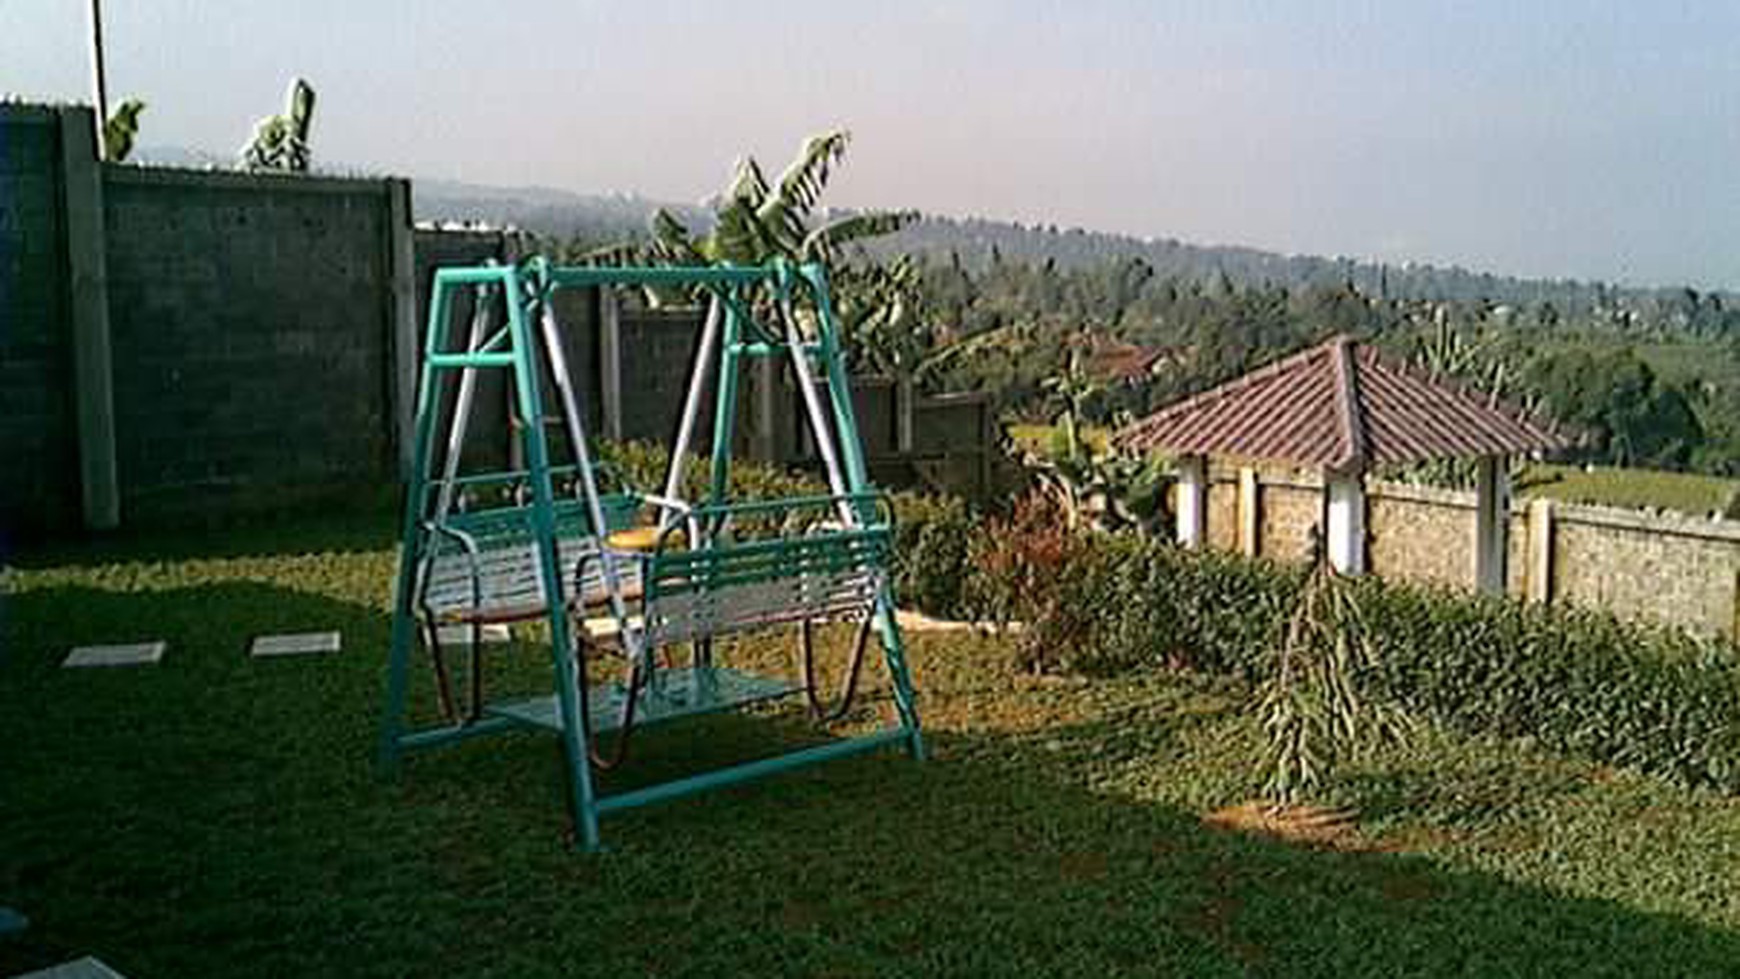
5 516 1740 977
1516 462 1739 517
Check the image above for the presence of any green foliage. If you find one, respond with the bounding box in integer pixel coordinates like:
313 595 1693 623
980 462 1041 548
964 494 1101 673
593 440 824 504
1257 559 1414 805
960 519 1740 794
242 78 316 172
102 98 144 163
13 513 1740 975
887 492 977 618
1013 352 1172 535
1517 462 1740 516
1526 347 1703 469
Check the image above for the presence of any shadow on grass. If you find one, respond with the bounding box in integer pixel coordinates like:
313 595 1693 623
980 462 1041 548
4 506 401 571
3 582 1740 977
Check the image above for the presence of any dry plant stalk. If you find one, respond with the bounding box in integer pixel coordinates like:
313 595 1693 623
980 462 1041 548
1258 555 1413 808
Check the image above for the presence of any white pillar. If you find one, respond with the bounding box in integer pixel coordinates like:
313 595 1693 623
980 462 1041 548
1472 455 1510 594
1176 455 1207 549
1325 473 1366 575
1527 498 1555 604
1237 466 1260 557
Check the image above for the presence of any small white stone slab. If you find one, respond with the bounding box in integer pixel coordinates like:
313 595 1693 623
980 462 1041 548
14 956 128 978
435 623 511 645
62 642 165 669
250 631 341 658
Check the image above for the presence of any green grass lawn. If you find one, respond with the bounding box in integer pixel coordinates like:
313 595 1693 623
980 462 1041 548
5 516 1740 977
1517 463 1740 516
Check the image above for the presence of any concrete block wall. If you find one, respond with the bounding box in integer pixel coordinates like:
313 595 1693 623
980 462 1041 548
618 309 707 446
102 166 399 521
0 107 79 535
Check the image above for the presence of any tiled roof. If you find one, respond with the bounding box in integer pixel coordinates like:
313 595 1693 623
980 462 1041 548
1115 335 1570 472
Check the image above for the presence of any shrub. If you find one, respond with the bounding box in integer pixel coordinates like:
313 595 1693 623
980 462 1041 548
595 440 825 503
888 492 977 618
966 494 1103 673
598 441 979 618
972 517 1740 794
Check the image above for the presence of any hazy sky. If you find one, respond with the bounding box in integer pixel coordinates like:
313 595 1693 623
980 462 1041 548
6 1 1738 288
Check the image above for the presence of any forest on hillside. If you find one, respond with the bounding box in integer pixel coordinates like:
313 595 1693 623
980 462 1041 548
422 180 1740 478
893 249 1740 476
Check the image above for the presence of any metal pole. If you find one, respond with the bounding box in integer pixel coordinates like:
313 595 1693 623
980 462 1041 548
660 295 723 521
86 0 109 155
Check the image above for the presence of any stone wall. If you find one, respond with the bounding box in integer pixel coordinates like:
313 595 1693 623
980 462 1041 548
1367 482 1477 588
1550 504 1740 637
1182 460 1740 639
1259 479 1321 563
0 107 78 535
1205 478 1238 552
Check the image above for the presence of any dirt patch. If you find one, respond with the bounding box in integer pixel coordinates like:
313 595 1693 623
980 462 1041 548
896 610 1023 634
1202 801 1363 849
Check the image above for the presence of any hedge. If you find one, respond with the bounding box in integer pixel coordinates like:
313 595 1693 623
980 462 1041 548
968 528 1740 794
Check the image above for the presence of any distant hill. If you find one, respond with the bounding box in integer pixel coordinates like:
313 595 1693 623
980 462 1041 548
131 150 1723 310
411 180 1728 310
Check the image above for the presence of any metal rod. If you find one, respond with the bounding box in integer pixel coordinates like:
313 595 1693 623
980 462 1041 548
593 728 907 815
504 267 604 851
781 291 852 521
86 0 108 156
432 288 492 523
660 295 723 526
535 287 637 665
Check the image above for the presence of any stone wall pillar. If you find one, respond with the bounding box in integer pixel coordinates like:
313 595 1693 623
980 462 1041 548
1527 498 1555 603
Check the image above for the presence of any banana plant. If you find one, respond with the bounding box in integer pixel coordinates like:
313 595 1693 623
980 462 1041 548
586 131 919 335
1020 348 1171 534
242 78 316 172
102 98 145 162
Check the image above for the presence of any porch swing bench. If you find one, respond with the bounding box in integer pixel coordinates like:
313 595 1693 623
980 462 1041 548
379 258 924 851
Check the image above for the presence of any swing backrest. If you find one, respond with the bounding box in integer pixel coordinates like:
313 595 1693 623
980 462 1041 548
640 493 892 647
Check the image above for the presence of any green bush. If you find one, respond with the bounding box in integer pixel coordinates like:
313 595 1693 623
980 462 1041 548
982 524 1740 792
597 441 978 618
889 492 977 618
595 440 825 503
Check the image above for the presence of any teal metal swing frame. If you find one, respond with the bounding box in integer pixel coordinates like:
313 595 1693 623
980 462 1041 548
377 257 924 851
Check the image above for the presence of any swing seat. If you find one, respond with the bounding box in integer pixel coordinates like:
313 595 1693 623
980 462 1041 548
418 493 649 627
637 492 894 646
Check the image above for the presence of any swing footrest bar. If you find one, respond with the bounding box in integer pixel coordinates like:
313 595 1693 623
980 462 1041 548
594 727 910 815
487 666 802 734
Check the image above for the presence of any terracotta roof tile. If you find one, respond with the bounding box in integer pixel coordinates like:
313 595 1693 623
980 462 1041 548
1115 335 1570 471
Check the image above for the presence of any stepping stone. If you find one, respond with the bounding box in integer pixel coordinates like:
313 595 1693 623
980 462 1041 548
0 906 26 936
435 623 511 645
62 642 165 669
13 957 128 978
250 631 341 658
